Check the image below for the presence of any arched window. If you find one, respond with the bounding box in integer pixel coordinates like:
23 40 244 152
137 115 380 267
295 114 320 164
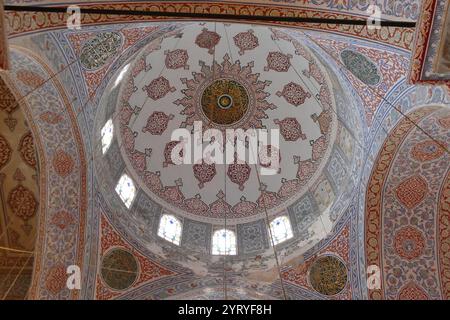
115 174 136 208
269 216 294 245
157 214 182 245
212 229 237 255
101 119 114 154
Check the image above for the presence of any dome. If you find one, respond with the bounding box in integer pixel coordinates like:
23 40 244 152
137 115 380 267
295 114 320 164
94 22 362 265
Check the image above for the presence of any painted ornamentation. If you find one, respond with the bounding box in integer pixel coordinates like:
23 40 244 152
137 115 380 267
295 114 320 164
276 82 311 107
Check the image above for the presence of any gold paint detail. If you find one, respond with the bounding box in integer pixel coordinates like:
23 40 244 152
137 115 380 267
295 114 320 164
201 79 249 125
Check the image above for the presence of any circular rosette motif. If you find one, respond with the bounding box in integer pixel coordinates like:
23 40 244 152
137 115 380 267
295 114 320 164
101 248 139 291
394 226 425 261
175 53 275 132
309 255 348 296
201 79 249 125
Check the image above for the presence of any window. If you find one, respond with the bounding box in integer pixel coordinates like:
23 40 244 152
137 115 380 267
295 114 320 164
101 119 114 154
157 214 182 245
269 216 294 245
212 229 237 255
115 174 136 208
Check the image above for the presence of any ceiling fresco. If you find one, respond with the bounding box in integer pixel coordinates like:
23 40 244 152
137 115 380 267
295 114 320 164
3 0 422 21
113 23 340 223
365 105 450 300
0 0 449 301
409 0 450 85
1 1 416 54
0 76 39 299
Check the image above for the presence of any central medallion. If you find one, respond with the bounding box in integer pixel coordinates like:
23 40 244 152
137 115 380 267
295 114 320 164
217 94 233 109
201 79 249 125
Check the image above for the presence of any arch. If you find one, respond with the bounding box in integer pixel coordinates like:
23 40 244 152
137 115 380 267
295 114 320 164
365 105 450 300
3 46 88 299
0 72 40 299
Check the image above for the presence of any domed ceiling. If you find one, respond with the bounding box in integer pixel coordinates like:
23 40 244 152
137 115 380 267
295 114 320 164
93 22 361 266
5 0 448 299
114 22 338 223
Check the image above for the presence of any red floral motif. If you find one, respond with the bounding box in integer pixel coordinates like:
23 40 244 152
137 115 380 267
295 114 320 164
131 56 148 78
130 150 146 172
143 76 175 100
195 28 221 54
269 29 314 62
233 30 259 55
276 82 311 106
7 185 37 221
121 77 137 101
121 126 136 153
19 131 37 168
311 135 327 162
0 134 12 169
184 195 209 215
311 110 332 135
264 51 292 72
0 78 18 114
52 149 75 178
395 175 428 209
296 158 316 184
119 103 134 126
142 111 174 135
163 141 184 167
257 189 279 209
45 265 67 295
210 193 232 218
227 159 251 191
274 117 306 141
163 185 185 205
193 161 217 188
303 61 324 84
232 196 257 217
142 171 163 192
51 210 75 230
411 140 446 162
121 26 158 50
398 282 429 300
165 49 189 69
394 226 425 261
39 111 64 124
278 178 301 198
318 85 333 110
437 115 450 129
16 69 45 88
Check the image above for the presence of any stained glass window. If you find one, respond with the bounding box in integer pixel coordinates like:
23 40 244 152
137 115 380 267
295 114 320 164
269 216 294 245
157 214 182 245
212 229 237 255
115 174 136 208
101 119 114 154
